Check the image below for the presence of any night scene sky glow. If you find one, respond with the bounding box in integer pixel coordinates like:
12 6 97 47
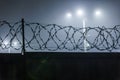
0 0 120 26
1 0 120 53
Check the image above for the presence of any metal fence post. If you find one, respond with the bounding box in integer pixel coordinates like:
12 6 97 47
21 18 25 55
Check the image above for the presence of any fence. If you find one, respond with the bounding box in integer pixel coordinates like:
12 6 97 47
0 19 120 53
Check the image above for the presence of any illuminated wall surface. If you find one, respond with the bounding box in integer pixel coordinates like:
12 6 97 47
0 20 120 53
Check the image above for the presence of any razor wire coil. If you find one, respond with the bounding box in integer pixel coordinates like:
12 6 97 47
0 20 120 52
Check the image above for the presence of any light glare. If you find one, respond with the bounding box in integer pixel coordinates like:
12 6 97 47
13 42 17 46
95 10 101 16
76 10 84 16
66 13 72 18
4 41 9 45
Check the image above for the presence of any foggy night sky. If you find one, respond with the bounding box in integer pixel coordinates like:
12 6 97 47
0 0 120 27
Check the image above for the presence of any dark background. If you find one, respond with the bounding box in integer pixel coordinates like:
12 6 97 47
0 53 120 80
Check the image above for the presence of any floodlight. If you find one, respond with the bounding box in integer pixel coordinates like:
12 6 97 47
95 10 101 16
66 12 72 18
76 9 84 16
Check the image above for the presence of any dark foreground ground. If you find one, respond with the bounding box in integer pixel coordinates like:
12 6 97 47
0 52 120 80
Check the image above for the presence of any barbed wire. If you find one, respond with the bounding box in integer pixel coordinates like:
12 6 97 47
0 20 120 52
